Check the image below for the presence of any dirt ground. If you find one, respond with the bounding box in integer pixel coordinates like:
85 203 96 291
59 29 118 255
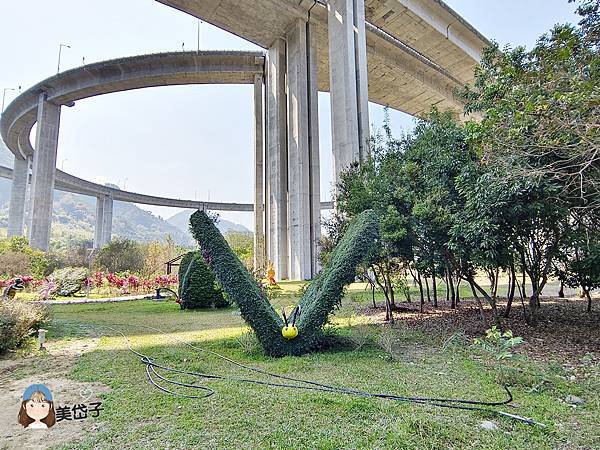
0 338 110 450
362 296 599 366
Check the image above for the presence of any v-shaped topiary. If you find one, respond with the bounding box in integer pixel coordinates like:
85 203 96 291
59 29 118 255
189 209 379 356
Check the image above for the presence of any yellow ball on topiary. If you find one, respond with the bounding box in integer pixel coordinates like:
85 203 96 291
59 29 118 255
281 325 298 340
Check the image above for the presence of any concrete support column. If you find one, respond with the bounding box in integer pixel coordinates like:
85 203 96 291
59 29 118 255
94 196 105 249
28 93 61 251
286 19 321 280
253 74 266 273
266 39 289 280
101 196 113 246
327 0 370 184
7 156 30 237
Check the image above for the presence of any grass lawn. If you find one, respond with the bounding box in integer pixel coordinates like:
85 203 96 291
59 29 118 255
3 292 598 449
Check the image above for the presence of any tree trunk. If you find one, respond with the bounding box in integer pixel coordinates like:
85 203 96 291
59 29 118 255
583 287 592 313
432 270 438 307
469 281 486 320
373 266 390 313
455 277 461 304
504 263 516 318
558 280 565 298
416 270 425 307
467 276 501 326
385 268 396 308
425 276 431 303
372 283 376 308
448 269 456 309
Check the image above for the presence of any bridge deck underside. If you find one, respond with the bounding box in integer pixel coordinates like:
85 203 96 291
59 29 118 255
158 0 486 116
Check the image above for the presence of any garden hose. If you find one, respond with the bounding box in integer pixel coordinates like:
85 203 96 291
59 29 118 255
96 323 546 427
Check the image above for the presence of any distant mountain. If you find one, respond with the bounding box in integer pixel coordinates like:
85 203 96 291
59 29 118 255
167 209 251 236
0 141 250 247
0 188 195 247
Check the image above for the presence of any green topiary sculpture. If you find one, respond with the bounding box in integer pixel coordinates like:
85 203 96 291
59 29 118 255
189 209 379 356
178 251 228 309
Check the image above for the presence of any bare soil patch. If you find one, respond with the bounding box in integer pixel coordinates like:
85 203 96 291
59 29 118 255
361 296 599 366
0 338 110 450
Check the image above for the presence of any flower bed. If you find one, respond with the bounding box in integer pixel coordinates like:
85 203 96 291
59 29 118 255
1 272 178 301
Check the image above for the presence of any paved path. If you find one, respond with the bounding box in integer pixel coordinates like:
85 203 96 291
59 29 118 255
33 293 171 305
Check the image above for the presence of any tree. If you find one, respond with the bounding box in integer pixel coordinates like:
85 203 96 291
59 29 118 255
558 226 600 312
224 232 254 269
324 117 413 320
93 238 145 273
0 236 55 278
461 0 600 214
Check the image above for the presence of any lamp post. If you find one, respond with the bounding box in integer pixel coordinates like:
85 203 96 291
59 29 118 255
1 87 16 112
197 19 202 54
57 43 71 73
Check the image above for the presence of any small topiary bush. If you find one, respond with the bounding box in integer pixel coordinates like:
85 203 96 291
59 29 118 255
189 209 379 356
0 301 50 353
178 251 228 309
49 267 89 296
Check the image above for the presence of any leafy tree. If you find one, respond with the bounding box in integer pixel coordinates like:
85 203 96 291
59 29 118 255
143 235 186 276
558 227 600 312
224 232 254 269
461 0 600 214
93 237 145 273
324 119 413 320
0 236 55 277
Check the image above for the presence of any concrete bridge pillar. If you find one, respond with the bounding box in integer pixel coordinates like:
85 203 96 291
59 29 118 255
7 156 30 237
27 93 61 251
286 19 321 280
253 74 266 273
94 196 105 249
327 0 370 184
265 39 289 280
101 196 113 246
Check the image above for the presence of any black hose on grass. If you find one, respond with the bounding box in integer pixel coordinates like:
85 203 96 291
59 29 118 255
96 323 546 427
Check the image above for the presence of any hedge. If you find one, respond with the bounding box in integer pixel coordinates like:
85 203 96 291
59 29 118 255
189 209 379 356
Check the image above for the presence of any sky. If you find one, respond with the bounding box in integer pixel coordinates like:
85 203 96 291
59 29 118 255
0 0 580 230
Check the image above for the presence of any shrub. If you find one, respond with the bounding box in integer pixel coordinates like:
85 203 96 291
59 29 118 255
178 251 227 309
189 208 379 356
0 236 54 278
0 301 49 353
0 251 31 277
473 326 524 360
49 267 90 296
93 238 145 273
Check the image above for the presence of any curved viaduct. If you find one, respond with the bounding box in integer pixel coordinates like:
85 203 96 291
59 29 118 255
1 0 487 280
0 164 334 247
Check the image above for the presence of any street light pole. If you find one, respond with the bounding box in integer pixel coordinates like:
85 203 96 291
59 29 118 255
57 43 71 74
1 87 16 112
197 19 202 54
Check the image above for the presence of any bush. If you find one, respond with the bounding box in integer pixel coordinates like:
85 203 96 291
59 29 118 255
0 301 49 353
93 238 145 273
189 209 379 356
0 251 31 277
178 251 228 309
49 267 89 296
0 236 54 278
